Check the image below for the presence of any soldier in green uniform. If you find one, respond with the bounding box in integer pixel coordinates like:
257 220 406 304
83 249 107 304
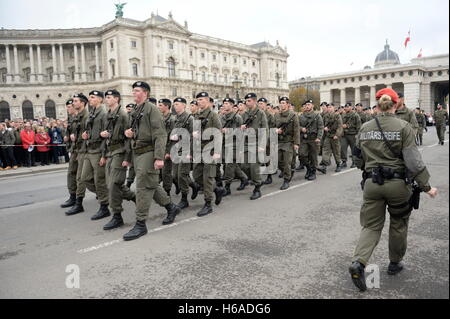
241 93 268 200
349 88 438 292
356 103 369 125
158 98 176 196
192 92 224 216
258 98 275 185
320 103 343 173
80 91 111 220
298 99 324 181
340 102 361 168
221 98 247 196
169 97 198 209
99 89 136 230
433 103 448 145
415 107 427 146
122 82 179 241
65 93 91 216
274 97 300 190
125 103 136 188
395 92 419 135
60 99 78 208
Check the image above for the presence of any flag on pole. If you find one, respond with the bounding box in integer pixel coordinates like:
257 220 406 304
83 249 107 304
404 30 411 48
350 62 354 66
417 48 423 58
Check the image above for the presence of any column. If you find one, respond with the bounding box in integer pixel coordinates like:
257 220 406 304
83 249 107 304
5 45 13 83
95 43 101 81
404 82 421 109
13 45 20 82
340 88 346 106
80 43 86 82
319 89 331 104
29 45 36 82
59 44 65 82
369 85 376 107
74 44 79 82
354 87 361 105
36 45 43 82
49 44 57 83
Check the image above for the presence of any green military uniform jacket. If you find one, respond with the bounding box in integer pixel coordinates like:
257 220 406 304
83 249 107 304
170 111 193 156
415 112 426 133
74 107 89 154
299 111 324 140
101 105 131 161
323 112 343 138
433 109 449 125
341 111 361 135
197 107 222 149
85 105 107 154
0 128 15 146
274 110 300 150
162 112 176 155
242 107 268 146
395 106 419 132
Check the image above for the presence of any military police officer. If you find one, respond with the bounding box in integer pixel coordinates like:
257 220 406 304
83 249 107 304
340 102 361 168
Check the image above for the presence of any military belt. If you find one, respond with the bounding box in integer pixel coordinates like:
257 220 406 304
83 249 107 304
87 141 102 150
365 171 406 180
109 143 123 152
133 145 154 155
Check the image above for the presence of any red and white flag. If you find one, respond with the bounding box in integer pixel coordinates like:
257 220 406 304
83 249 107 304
417 48 423 58
404 30 411 48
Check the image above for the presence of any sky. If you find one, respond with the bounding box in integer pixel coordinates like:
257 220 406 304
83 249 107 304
0 0 448 81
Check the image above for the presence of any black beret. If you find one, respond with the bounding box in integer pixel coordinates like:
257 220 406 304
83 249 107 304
158 98 172 105
397 92 404 98
73 93 88 103
65 99 73 106
364 107 371 111
173 97 187 104
372 105 377 109
190 100 198 105
244 93 257 99
320 102 328 106
132 81 151 91
279 96 289 102
148 97 157 104
196 92 209 98
272 106 280 110
104 89 120 97
415 107 421 110
304 99 313 105
223 98 235 104
126 103 136 108
345 102 352 107
355 103 363 107
258 98 268 103
89 90 104 98
237 99 245 104
329 103 335 107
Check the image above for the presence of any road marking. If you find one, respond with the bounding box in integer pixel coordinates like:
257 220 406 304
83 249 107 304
332 168 357 176
260 181 313 199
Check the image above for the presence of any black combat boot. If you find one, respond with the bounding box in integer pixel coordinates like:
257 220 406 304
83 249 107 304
350 162 357 168
103 213 124 230
289 169 295 182
278 171 283 178
214 186 224 205
189 182 199 200
308 168 317 181
264 174 273 185
65 197 84 216
335 163 342 173
341 160 347 168
280 179 290 190
317 165 327 174
295 164 304 171
162 203 180 225
177 193 189 210
304 166 311 180
123 220 147 241
349 261 367 292
223 183 231 197
250 184 262 200
91 203 111 220
216 179 224 188
60 193 76 208
197 200 213 217
236 178 249 191
387 261 404 275
173 179 181 195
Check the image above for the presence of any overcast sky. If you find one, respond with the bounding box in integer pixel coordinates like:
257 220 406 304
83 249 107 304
1 0 448 81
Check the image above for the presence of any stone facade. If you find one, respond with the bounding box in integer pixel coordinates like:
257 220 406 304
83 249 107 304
0 13 289 121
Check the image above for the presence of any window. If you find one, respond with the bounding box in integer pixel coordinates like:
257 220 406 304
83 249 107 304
190 70 194 80
243 59 246 65
337 79 340 84
224 74 228 84
46 67 54 82
172 87 177 97
168 57 176 78
168 42 174 50
233 57 237 64
0 68 7 83
408 70 413 76
23 68 31 82
366 75 370 80
224 56 227 62
391 73 395 78
110 40 114 50
382 74 387 79
190 50 193 57
400 71 404 77
374 75 378 79
45 100 56 119
212 54 216 61
132 63 138 76
276 62 279 68
252 78 256 87
252 61 256 67
111 63 116 77
22 100 34 120
131 40 137 48
323 81 327 85
438 71 442 76
202 72 206 82
344 78 347 83
47 50 52 60
201 52 205 59
428 72 433 77
358 76 362 81
275 73 280 88
0 101 10 122
213 73 217 83
351 77 355 82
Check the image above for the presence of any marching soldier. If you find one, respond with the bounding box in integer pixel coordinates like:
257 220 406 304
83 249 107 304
340 102 361 168
169 97 199 209
258 97 275 185
356 103 370 125
241 93 268 200
320 103 344 173
220 98 248 196
158 98 176 196
125 103 136 188
274 97 300 190
395 92 419 135
99 89 136 230
349 88 438 292
298 99 324 181
415 107 427 146
60 99 78 208
192 92 224 216
122 81 179 241
433 103 448 145
65 93 90 216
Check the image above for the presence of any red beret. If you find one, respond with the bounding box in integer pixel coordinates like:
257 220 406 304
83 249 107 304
375 88 398 104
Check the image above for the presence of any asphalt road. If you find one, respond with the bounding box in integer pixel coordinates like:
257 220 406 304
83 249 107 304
0 127 448 299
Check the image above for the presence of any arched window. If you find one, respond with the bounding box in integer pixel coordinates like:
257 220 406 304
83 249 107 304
168 57 176 78
0 101 11 121
22 100 34 120
45 100 56 119
132 63 138 77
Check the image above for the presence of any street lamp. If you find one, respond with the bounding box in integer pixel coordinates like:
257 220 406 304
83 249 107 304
232 79 242 101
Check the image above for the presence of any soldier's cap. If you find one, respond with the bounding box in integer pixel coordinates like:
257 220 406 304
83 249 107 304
344 102 352 107
223 98 235 104
158 98 172 106
304 99 314 105
355 103 363 107
416 107 421 110
279 96 289 103
173 97 187 104
148 97 157 104
376 88 398 104
272 105 280 110
237 99 245 105
104 89 121 97
320 102 328 106
126 103 136 108
244 93 257 100
209 97 214 103
73 93 88 103
196 92 209 98
397 92 404 98
190 100 198 105
328 103 335 107
364 106 371 111
89 90 104 98
372 105 377 109
66 99 74 106
258 97 268 103
132 81 151 91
